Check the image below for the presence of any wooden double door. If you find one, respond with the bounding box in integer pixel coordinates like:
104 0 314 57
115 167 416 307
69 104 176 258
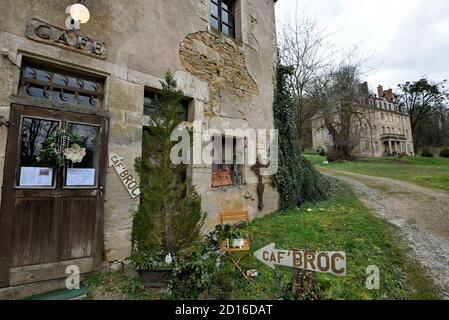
0 105 109 287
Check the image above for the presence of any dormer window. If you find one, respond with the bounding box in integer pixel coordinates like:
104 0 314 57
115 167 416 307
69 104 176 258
211 0 235 38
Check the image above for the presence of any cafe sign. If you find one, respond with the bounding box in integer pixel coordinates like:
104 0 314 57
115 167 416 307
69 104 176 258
25 18 107 60
254 243 347 276
108 153 141 199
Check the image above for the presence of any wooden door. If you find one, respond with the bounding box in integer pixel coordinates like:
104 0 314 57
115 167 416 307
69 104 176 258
0 105 109 287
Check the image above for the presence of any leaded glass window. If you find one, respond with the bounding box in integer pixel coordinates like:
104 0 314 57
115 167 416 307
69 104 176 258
20 64 104 108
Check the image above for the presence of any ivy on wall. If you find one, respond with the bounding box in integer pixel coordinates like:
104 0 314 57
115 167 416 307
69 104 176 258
273 64 329 209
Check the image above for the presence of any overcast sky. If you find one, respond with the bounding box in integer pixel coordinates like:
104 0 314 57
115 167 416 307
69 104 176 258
275 0 449 93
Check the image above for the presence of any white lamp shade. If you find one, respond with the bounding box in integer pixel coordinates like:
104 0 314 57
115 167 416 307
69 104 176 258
70 3 90 24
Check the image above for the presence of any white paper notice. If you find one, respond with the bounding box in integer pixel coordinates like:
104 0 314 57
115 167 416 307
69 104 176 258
66 168 96 186
19 167 53 187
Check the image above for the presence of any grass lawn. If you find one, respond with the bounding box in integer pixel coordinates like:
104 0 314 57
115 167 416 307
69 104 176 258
84 180 441 300
223 180 441 300
304 154 449 192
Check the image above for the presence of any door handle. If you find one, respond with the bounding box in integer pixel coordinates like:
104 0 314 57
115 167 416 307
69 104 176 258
99 186 104 195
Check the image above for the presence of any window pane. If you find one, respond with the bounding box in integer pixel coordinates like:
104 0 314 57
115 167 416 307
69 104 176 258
22 84 47 99
20 117 60 166
17 117 60 187
181 100 189 122
52 73 70 86
28 67 52 82
211 2 218 17
222 24 230 36
223 24 234 37
144 92 159 115
221 1 230 11
211 16 219 29
144 92 189 121
222 10 229 24
65 123 100 187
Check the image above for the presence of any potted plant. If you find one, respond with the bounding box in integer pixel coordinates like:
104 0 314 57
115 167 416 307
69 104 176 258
131 73 206 288
212 224 245 249
130 251 174 288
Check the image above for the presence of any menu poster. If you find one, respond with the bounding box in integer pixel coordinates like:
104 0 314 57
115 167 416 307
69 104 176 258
66 168 96 187
19 167 53 187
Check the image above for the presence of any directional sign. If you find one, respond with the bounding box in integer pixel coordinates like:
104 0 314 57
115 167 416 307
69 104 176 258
254 243 346 276
108 152 141 199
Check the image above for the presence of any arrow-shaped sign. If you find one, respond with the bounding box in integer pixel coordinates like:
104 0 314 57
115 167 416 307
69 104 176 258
254 243 346 276
109 152 141 199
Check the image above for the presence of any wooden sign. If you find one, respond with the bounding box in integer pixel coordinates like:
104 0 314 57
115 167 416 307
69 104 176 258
108 153 141 199
26 18 107 60
254 243 346 276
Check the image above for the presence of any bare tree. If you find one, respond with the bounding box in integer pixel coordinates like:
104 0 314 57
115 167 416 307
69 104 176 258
278 3 375 158
278 7 334 148
317 62 374 161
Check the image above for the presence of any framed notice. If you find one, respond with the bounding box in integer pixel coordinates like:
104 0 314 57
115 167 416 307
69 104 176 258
66 168 96 187
19 167 54 187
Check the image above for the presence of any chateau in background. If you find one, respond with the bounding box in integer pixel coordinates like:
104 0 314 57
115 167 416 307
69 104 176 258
312 83 415 157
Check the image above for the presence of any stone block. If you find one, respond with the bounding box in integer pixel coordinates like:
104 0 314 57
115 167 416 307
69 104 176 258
109 78 144 113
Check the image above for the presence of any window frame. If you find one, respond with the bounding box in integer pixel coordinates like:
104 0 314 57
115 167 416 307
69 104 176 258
19 62 104 109
211 136 244 188
143 90 190 122
15 115 62 190
211 0 235 38
62 121 102 190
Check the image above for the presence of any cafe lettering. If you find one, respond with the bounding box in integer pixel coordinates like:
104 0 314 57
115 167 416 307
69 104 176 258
26 18 107 59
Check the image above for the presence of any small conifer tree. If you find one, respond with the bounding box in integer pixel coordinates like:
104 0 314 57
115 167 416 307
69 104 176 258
132 72 205 259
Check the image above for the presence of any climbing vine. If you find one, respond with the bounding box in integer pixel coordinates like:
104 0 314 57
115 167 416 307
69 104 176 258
273 64 329 209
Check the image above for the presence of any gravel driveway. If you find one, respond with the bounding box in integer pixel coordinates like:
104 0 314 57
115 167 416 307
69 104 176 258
321 168 449 299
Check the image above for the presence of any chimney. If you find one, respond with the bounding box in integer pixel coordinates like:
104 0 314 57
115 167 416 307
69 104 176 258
377 85 384 98
384 89 394 102
360 82 369 95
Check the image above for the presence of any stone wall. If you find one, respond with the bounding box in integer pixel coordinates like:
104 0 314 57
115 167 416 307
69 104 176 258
180 31 258 116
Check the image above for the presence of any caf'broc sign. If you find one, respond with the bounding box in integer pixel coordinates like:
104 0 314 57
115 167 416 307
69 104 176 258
25 18 107 60
255 243 347 276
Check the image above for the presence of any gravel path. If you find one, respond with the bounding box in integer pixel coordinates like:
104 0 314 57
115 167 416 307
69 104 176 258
321 168 449 299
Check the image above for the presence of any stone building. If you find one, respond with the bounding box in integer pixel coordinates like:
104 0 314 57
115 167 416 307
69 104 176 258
0 0 279 298
312 83 415 157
